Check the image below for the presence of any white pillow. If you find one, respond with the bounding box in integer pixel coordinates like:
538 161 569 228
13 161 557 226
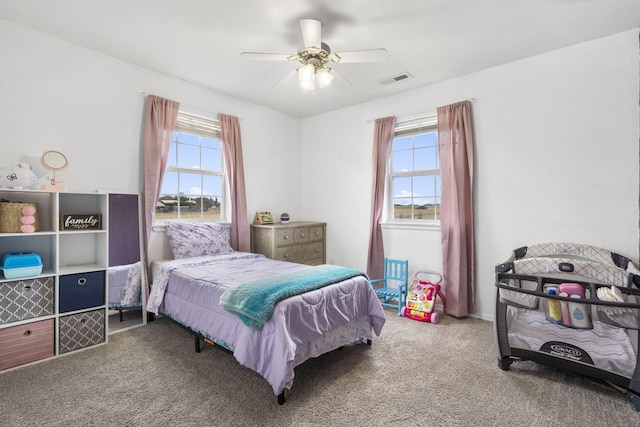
165 222 233 259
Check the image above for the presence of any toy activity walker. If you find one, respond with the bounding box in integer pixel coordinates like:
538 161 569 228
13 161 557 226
401 270 446 323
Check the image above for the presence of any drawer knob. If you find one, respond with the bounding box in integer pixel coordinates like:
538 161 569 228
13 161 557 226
78 278 87 286
284 235 289 240
23 330 32 337
300 232 305 237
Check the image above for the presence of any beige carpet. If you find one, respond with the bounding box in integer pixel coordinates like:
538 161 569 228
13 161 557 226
2 311 639 426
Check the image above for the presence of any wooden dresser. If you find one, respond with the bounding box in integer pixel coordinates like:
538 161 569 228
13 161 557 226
250 221 326 265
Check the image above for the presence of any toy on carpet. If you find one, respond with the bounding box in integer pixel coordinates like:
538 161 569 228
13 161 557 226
401 270 446 323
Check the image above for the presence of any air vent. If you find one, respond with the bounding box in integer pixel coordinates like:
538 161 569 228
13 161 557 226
377 72 413 85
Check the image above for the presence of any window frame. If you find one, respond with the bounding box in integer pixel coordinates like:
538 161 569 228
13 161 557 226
154 110 227 224
385 115 441 228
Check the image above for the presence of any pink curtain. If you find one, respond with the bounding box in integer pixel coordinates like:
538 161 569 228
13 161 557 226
437 101 475 317
218 113 250 252
143 95 180 248
366 116 396 279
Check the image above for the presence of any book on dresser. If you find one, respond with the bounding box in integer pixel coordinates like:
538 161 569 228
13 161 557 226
250 221 326 266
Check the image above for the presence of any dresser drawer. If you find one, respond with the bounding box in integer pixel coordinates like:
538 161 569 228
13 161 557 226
275 227 312 245
59 271 105 313
0 319 54 370
276 245 301 262
59 309 105 354
0 277 54 325
276 241 324 263
301 241 323 261
292 227 310 243
275 229 295 245
309 225 324 242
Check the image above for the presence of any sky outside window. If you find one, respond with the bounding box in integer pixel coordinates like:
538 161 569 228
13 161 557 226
391 130 440 220
161 132 222 198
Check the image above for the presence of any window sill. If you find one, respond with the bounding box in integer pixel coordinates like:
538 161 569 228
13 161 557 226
152 220 230 232
381 221 441 231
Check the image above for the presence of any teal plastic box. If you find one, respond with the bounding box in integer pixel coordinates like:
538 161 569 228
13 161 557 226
0 252 43 279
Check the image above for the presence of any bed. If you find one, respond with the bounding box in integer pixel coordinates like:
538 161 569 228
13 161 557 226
494 242 640 410
146 222 386 404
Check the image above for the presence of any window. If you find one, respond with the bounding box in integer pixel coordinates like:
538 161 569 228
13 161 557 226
389 117 440 221
156 111 225 222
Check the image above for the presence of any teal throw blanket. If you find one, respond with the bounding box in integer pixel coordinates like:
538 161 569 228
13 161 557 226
219 264 366 331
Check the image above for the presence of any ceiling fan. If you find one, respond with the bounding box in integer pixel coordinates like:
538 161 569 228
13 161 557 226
241 19 387 91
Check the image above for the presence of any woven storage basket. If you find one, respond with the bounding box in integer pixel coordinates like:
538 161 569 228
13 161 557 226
0 202 41 233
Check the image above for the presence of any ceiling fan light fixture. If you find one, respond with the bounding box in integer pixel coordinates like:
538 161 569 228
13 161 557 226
242 18 387 92
299 78 315 91
298 64 315 82
316 67 334 88
298 65 315 91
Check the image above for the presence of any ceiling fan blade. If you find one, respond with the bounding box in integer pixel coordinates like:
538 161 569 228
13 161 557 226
300 19 321 48
273 69 297 87
329 68 353 88
240 52 291 61
335 48 388 63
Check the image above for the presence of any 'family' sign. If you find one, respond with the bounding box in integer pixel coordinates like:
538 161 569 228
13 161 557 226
60 214 102 230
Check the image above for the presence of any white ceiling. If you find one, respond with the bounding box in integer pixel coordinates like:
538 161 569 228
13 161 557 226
1 0 639 118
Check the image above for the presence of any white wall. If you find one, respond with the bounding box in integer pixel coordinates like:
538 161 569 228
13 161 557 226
2 18 638 321
0 19 302 261
302 29 640 320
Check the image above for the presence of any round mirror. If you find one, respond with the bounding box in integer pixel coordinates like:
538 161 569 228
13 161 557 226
40 151 69 191
41 151 69 171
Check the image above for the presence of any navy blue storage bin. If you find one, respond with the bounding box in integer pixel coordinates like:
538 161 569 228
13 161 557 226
59 271 105 313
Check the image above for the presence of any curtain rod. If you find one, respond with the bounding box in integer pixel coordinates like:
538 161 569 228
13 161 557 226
395 112 436 125
366 98 477 123
139 92 244 121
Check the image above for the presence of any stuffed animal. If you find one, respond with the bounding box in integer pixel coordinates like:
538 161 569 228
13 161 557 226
20 205 37 233
0 163 38 189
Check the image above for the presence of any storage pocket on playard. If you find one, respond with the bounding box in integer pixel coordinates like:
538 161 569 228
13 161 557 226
543 284 563 325
543 283 592 329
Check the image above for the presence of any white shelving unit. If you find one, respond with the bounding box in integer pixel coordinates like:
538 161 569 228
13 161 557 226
0 189 109 370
